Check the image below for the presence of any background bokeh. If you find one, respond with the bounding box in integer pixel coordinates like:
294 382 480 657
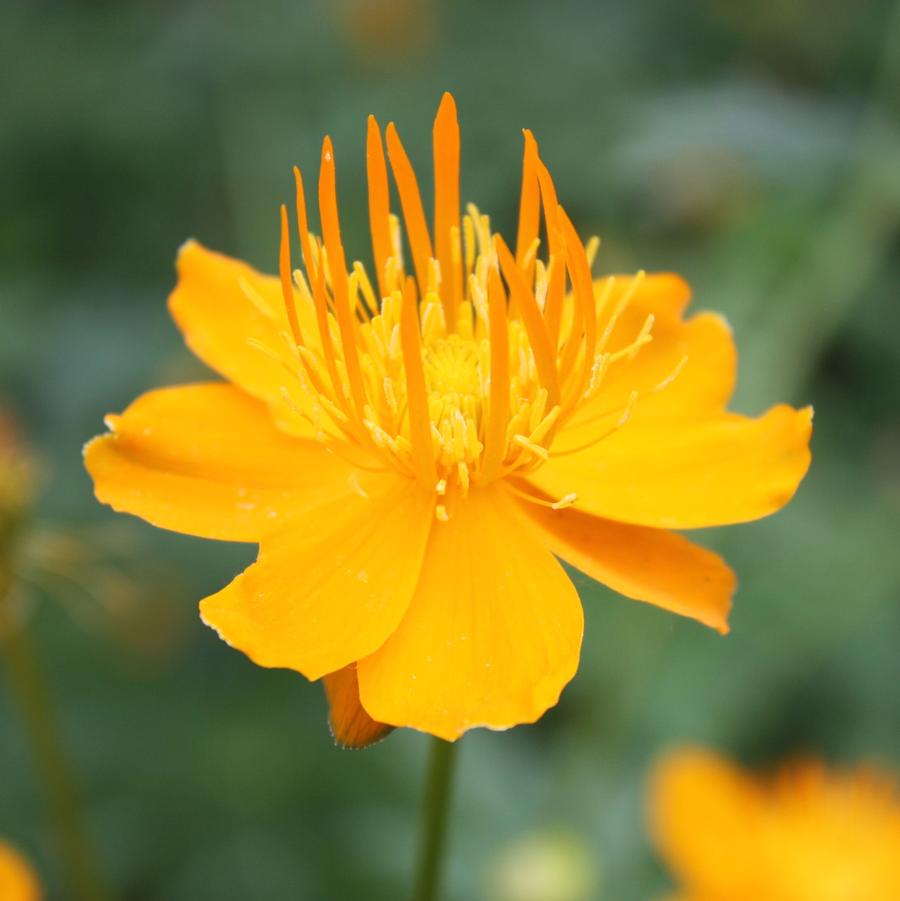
2 1 899 899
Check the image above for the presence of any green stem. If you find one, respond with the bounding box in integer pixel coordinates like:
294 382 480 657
1 576 109 901
413 737 459 901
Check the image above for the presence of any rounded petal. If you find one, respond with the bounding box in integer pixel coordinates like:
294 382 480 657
168 241 317 433
511 494 734 633
358 488 583 741
199 476 434 681
650 748 764 896
85 382 355 541
532 405 813 529
323 664 393 749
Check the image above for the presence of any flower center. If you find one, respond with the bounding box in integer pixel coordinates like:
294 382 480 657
423 336 485 473
260 114 684 517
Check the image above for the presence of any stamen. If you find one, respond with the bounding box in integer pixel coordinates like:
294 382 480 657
505 482 577 511
480 267 510 482
278 204 302 343
495 235 561 405
513 434 550 461
353 261 378 319
348 472 370 499
239 277 276 319
463 214 476 283
606 315 654 363
597 270 646 351
457 461 470 496
399 279 438 485
551 391 638 458
654 355 689 392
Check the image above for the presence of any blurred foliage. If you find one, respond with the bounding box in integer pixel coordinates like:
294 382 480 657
1 1 899 899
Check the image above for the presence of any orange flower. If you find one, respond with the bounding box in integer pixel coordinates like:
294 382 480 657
0 841 42 901
649 748 900 901
84 95 811 744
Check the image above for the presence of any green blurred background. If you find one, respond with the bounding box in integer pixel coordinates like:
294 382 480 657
2 1 899 898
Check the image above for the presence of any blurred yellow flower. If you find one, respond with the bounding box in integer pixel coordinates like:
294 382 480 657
650 748 900 901
0 841 41 901
85 94 812 744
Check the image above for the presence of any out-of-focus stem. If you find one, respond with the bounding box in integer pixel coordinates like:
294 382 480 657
0 551 109 901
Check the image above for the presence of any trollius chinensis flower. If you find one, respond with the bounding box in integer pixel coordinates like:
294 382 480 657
650 748 900 900
85 94 812 745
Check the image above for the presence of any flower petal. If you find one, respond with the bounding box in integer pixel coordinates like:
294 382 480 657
168 241 317 433
650 748 764 896
562 274 735 442
85 382 354 541
323 664 393 749
358 488 583 741
532 405 813 529
580 309 735 419
511 497 734 633
199 476 434 681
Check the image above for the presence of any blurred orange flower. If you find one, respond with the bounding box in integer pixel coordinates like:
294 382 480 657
0 841 41 901
650 748 900 901
85 94 811 744
336 0 434 64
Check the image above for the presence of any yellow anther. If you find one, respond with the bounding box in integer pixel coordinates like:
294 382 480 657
513 434 550 461
240 277 277 319
348 473 370 499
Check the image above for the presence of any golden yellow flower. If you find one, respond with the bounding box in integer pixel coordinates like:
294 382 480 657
650 748 900 901
0 841 41 901
85 95 811 744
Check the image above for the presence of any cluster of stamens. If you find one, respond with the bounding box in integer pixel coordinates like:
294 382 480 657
246 96 685 519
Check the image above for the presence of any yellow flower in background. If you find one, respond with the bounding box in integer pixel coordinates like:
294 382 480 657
85 94 811 744
0 841 41 901
650 748 900 901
